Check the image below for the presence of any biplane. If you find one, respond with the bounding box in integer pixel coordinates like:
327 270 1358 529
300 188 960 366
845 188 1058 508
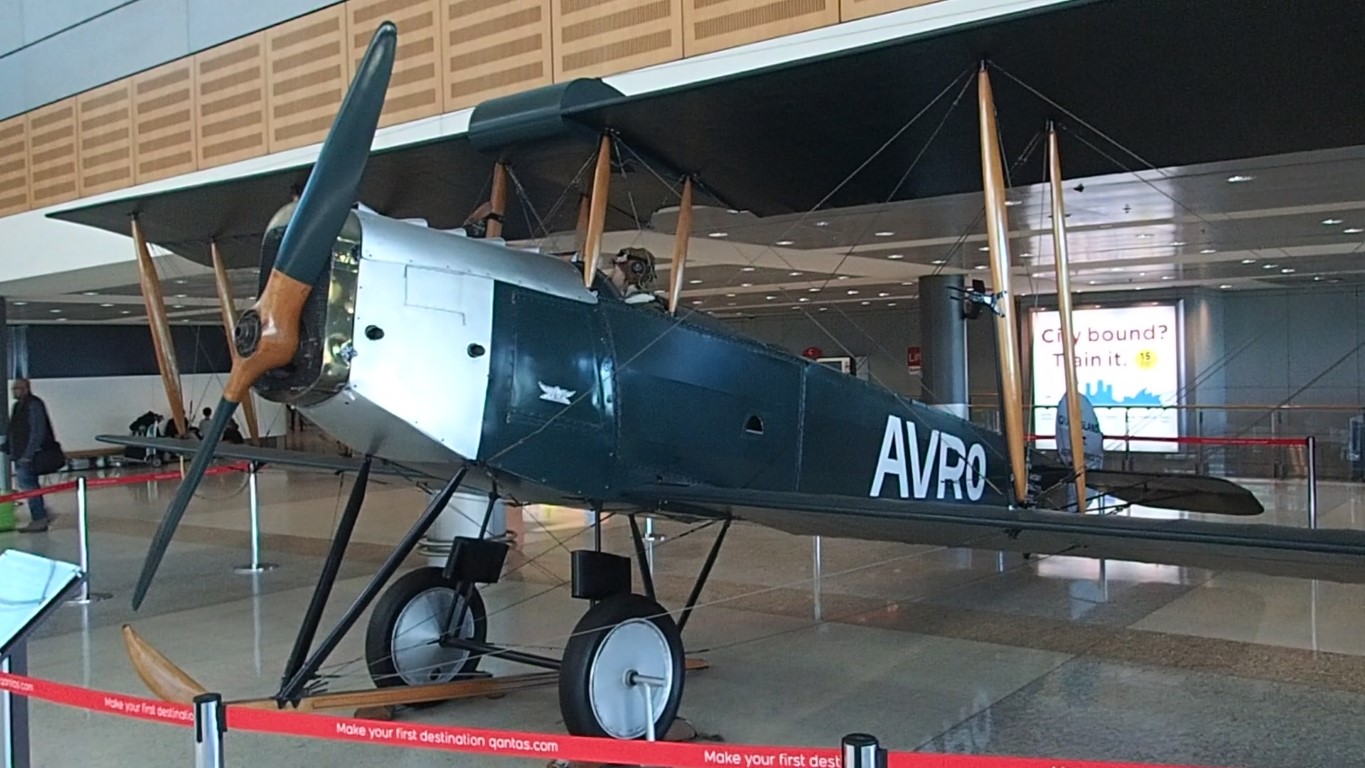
42 13 1365 743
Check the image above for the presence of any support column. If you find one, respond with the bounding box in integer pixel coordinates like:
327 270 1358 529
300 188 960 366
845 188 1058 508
918 274 968 417
0 298 9 491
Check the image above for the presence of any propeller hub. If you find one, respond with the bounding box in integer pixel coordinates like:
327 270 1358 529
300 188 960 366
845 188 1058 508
234 309 262 357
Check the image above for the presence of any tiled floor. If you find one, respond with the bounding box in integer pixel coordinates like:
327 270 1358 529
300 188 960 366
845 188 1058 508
4 469 1365 767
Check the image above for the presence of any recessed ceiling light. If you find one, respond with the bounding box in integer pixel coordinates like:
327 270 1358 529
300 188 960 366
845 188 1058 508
1241 258 1256 264
99 303 114 308
900 281 915 286
56 317 67 322
1088 280 1097 285
887 302 897 307
49 308 61 313
120 310 131 314
818 307 828 312
1263 264 1277 269
1220 284 1232 289
799 297 809 302
13 301 27 306
775 239 794 246
977 246 990 252
1005 199 1021 207
725 293 736 298
788 271 802 276
847 290 859 295
693 300 703 305
741 266 755 272
1281 268 1295 273
740 282 752 287
688 279 703 284
874 231 894 237
765 295 776 301
887 254 905 260
174 279 187 284
878 292 890 297
1313 276 1324 281
1169 241 1186 247
860 301 870 306
708 231 728 238
1321 218 1343 226
814 221 829 227
174 293 187 298
173 304 185 309
726 208 739 214
1226 175 1254 183
1345 228 1364 234
836 275 849 280
1136 233 1153 239
1200 248 1217 254
974 265 987 270
931 259 946 265
808 287 820 292
1161 276 1174 280
81 291 97 296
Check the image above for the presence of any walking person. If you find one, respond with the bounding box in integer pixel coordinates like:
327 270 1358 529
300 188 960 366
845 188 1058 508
6 378 58 532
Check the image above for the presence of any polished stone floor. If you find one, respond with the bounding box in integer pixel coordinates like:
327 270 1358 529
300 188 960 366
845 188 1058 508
3 468 1365 767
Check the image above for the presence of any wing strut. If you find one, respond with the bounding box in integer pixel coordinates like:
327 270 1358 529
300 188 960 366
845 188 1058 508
486 161 508 239
209 240 261 444
1046 123 1087 506
130 214 188 437
667 176 694 314
581 134 613 285
976 64 1028 503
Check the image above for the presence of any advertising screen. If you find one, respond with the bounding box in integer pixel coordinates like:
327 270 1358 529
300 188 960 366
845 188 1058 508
1030 304 1182 452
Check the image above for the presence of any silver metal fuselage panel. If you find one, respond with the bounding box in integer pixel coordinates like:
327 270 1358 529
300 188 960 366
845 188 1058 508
294 211 596 467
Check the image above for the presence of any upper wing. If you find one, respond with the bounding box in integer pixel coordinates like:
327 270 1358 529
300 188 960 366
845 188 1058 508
97 435 435 480
627 484 1365 584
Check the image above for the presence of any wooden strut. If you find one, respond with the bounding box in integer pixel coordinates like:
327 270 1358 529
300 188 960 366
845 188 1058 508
581 134 613 287
668 177 694 314
487 161 508 240
976 65 1030 504
130 215 189 437
209 241 261 444
1046 124 1088 509
123 624 710 713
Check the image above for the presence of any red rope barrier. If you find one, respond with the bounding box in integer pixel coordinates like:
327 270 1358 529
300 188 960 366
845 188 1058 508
0 462 249 504
0 671 1210 768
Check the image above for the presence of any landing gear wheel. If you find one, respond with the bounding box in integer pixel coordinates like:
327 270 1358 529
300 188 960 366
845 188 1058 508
365 567 487 707
559 593 684 739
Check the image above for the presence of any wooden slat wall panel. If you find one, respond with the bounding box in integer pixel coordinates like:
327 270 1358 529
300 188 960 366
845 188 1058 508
196 35 268 169
27 99 79 208
351 0 443 127
76 81 134 196
840 0 941 22
445 0 552 110
686 0 836 56
267 6 349 152
0 116 28 216
133 59 197 184
554 0 682 80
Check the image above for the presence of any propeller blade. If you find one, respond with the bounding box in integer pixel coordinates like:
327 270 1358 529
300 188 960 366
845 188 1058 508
132 22 398 609
273 20 396 284
131 399 239 609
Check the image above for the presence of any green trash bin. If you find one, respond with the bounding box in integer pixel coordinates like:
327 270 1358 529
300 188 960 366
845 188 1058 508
0 490 14 532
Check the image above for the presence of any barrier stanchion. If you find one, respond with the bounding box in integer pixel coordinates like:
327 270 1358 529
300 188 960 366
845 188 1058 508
234 465 277 575
194 693 226 768
843 733 884 768
65 478 111 606
813 535 823 621
0 644 30 768
1306 436 1318 529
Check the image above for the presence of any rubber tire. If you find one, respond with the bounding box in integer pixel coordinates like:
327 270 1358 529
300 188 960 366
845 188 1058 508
558 593 685 739
365 567 487 705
